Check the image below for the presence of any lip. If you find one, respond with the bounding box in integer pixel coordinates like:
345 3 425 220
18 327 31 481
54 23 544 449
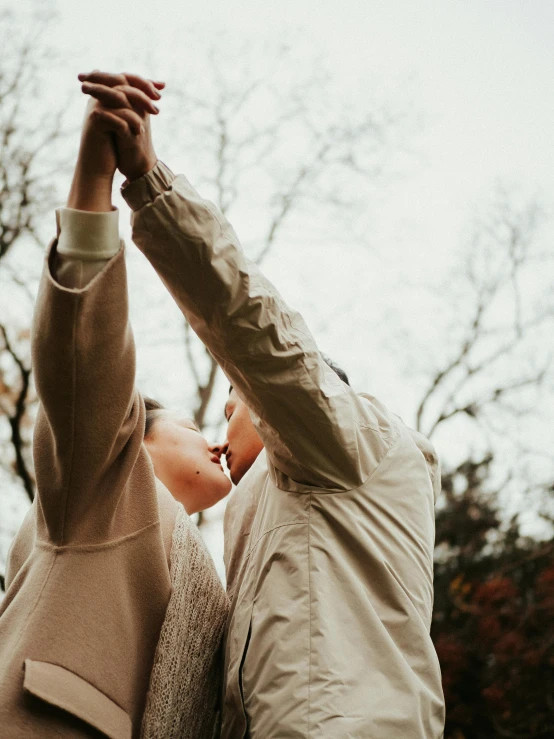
210 455 224 471
225 451 233 469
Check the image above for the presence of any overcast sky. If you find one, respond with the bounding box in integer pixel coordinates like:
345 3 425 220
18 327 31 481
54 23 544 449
51 2 554 411
1 1 553 573
55 0 554 198
49 0 554 347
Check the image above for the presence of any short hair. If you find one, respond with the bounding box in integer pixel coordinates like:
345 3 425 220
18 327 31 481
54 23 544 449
143 396 165 438
228 353 350 396
320 353 350 386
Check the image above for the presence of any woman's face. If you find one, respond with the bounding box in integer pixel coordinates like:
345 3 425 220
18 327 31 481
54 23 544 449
144 411 232 514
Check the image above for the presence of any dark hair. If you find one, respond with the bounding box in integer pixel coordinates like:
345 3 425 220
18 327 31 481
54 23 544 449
143 397 165 438
320 353 350 386
228 353 350 396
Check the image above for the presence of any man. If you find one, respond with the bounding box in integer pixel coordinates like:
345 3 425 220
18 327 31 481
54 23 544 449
81 70 445 738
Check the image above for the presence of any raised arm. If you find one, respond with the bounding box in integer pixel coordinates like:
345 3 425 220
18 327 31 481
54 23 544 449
80 72 394 491
32 96 158 545
125 166 395 489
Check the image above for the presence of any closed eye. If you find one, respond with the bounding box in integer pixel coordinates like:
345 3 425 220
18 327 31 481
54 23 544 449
181 420 200 433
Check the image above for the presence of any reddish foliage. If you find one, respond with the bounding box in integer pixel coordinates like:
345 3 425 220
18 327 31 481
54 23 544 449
432 459 554 738
474 577 518 605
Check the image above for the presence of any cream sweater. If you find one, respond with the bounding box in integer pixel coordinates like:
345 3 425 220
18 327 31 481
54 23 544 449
55 205 228 739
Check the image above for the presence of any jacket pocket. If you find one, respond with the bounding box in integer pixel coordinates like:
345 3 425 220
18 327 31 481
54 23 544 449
23 659 132 739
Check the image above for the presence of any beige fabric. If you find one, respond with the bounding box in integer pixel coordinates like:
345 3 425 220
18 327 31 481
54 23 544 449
123 161 446 738
123 161 445 738
0 211 228 737
23 659 132 739
56 206 121 260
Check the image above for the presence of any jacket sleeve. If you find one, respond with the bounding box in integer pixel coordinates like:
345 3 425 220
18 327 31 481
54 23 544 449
31 209 146 545
122 162 394 491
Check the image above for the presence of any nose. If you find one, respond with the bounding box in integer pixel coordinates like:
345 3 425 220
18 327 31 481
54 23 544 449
209 441 228 460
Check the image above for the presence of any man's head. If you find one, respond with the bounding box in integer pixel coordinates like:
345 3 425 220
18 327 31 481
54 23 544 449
222 354 350 485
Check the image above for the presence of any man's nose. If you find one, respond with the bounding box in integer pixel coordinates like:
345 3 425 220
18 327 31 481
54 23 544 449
209 441 229 459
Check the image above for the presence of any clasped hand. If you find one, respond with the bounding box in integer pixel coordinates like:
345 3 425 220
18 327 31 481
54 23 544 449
76 70 164 185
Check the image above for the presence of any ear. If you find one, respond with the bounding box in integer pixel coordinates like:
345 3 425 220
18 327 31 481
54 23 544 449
143 434 156 457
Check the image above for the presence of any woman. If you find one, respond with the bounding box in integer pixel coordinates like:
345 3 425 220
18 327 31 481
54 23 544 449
0 86 231 738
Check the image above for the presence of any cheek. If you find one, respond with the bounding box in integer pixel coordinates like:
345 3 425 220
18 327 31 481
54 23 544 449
239 411 262 450
228 408 262 461
181 437 209 478
160 432 202 483
227 415 242 446
178 436 230 496
188 457 232 509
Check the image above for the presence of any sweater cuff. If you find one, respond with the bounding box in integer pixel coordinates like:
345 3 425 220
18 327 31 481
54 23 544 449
56 207 120 260
120 160 176 211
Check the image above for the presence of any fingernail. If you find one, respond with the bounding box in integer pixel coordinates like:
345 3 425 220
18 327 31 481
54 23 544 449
152 104 159 113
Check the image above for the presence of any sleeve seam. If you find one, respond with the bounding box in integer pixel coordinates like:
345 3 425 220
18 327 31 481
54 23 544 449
270 421 401 496
59 293 80 546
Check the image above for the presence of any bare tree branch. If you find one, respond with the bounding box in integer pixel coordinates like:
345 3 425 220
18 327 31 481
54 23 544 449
159 38 404 447
0 9 69 261
183 320 203 390
415 190 553 445
194 352 220 430
416 297 486 432
254 139 333 264
0 8 68 510
0 324 34 502
426 368 549 439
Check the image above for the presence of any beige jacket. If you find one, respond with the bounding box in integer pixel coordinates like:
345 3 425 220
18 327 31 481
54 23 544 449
0 211 227 738
123 161 445 738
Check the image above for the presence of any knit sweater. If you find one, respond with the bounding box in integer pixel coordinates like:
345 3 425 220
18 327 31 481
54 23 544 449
141 505 227 739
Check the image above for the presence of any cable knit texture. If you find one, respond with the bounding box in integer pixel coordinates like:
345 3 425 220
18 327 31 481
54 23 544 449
141 505 229 739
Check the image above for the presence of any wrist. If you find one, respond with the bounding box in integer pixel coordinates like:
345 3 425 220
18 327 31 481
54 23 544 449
121 160 175 212
67 169 114 212
56 207 120 260
124 153 158 183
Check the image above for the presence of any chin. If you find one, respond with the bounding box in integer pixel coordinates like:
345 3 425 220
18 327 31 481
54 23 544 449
230 467 245 486
177 479 231 515
220 478 233 497
202 479 233 511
